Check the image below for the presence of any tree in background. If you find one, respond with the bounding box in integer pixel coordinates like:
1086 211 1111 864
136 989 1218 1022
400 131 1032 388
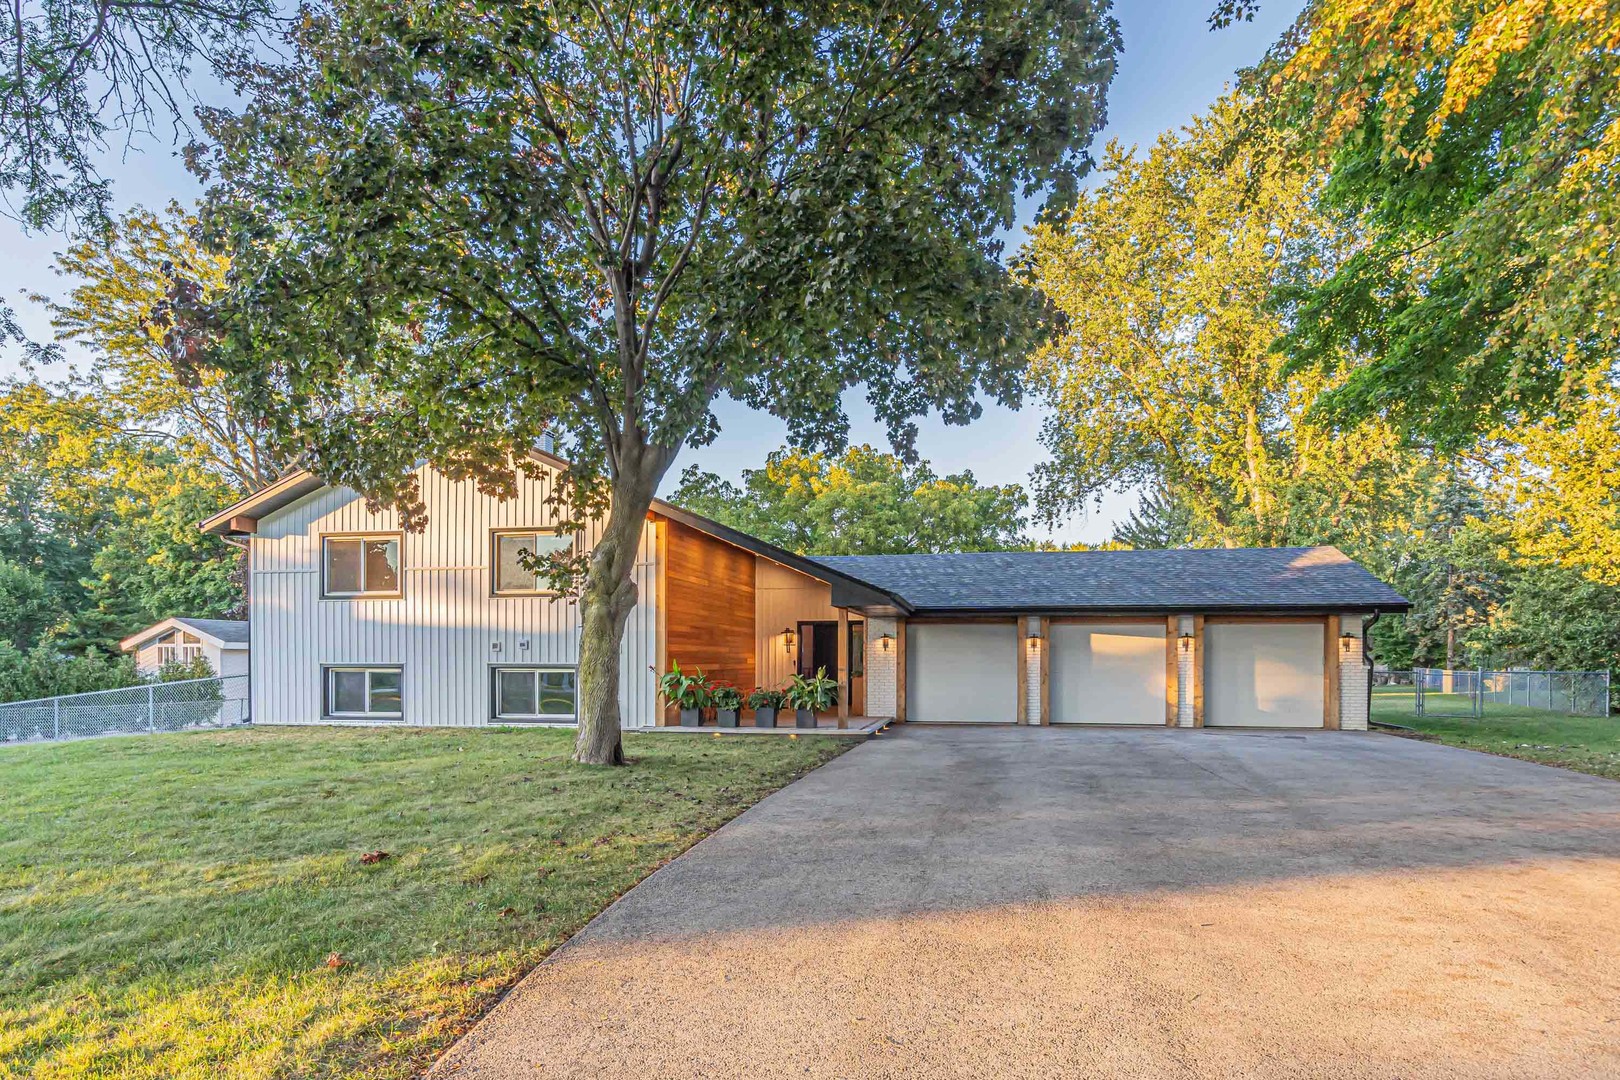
196 0 1120 763
1110 488 1199 549
0 381 243 656
1018 95 1426 551
672 446 1028 555
39 203 286 489
1248 0 1620 448
1486 373 1620 588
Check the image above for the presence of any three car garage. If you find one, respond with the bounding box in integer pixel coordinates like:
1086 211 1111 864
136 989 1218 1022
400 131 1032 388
815 546 1407 731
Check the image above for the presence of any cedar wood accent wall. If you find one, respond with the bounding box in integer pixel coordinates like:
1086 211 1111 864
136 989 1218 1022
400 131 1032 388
659 517 757 708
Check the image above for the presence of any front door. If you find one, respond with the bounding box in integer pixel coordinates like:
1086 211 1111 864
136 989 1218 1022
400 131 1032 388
797 621 838 680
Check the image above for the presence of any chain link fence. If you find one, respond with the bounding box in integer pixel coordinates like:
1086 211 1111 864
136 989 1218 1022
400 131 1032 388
1373 668 1612 719
0 675 250 744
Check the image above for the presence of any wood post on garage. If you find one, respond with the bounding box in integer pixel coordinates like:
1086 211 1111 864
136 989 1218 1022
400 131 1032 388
894 617 907 723
1165 615 1179 726
1323 614 1340 730
1038 617 1050 725
1015 617 1029 725
1192 615 1206 728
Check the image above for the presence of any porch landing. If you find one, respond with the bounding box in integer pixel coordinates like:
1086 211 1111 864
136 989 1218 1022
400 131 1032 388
647 716 891 737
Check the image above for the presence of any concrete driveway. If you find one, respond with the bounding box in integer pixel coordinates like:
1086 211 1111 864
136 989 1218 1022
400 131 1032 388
433 727 1620 1079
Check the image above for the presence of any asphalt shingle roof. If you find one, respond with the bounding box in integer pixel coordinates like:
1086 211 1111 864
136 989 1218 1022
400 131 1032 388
808 546 1408 614
173 618 251 644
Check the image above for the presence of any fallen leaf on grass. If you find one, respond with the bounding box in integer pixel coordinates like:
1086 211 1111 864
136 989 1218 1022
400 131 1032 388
359 850 391 865
324 952 346 970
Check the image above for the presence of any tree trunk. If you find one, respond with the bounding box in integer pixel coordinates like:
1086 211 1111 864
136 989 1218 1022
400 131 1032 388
573 461 664 765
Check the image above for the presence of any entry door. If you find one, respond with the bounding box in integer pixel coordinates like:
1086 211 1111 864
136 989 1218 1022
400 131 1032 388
797 621 838 679
1049 621 1167 725
905 623 1017 723
1205 621 1325 727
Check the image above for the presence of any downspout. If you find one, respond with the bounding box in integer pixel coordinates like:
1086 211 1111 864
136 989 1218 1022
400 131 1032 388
1362 609 1382 730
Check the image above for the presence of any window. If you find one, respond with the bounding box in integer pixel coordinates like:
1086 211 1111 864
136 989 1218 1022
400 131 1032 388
154 630 203 667
492 530 573 595
324 667 403 719
491 667 576 722
323 535 402 597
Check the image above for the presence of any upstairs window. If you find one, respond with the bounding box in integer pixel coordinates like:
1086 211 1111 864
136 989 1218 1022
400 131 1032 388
492 529 573 595
323 535 402 597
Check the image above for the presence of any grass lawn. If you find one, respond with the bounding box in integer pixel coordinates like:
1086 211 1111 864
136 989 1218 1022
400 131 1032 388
1371 686 1620 780
0 726 851 1079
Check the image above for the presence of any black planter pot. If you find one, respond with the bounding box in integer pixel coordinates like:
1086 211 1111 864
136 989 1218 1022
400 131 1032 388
716 708 740 728
679 708 702 727
794 708 817 728
753 706 777 728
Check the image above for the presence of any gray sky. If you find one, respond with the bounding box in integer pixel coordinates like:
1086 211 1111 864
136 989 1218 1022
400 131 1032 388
1 0 1301 543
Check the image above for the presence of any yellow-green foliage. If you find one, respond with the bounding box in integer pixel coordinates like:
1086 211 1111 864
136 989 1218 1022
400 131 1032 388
0 727 848 1079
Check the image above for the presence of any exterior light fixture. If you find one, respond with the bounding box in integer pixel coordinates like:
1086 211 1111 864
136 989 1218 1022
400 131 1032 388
1027 629 1043 650
1178 632 1195 654
1340 632 1356 655
877 633 896 652
782 626 797 655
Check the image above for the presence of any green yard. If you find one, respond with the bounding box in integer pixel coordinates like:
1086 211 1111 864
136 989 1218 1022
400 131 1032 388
1371 686 1620 780
0 726 850 1079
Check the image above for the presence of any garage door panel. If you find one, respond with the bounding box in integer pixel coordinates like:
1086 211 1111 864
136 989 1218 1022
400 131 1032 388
906 623 1016 723
1050 621 1166 725
1206 622 1324 728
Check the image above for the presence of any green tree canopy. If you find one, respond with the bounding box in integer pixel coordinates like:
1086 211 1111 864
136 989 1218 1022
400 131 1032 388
194 0 1120 762
1017 95 1426 552
0 380 243 653
1252 0 1620 447
672 445 1028 555
38 203 286 489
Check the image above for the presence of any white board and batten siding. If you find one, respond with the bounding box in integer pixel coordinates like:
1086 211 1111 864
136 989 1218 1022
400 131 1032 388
249 463 660 728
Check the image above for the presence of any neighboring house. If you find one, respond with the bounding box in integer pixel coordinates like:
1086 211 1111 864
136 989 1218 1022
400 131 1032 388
199 450 1409 730
119 618 250 678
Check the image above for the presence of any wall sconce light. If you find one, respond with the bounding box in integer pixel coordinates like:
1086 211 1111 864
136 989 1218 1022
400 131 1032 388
782 626 797 656
877 633 895 652
1178 632 1195 655
1027 629 1043 650
1340 632 1357 655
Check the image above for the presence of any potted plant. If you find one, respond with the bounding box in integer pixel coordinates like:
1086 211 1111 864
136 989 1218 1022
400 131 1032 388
747 686 785 728
656 661 711 726
710 682 743 727
785 667 839 728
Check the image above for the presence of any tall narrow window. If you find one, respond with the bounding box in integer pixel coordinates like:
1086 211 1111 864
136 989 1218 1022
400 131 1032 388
491 667 577 722
492 530 574 595
323 535 402 597
325 667 403 719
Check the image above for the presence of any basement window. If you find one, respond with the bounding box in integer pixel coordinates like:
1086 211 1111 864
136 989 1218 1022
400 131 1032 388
324 666 403 720
492 667 577 722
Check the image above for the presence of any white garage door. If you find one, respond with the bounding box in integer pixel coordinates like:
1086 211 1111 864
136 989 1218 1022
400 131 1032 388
906 623 1017 723
1205 621 1324 728
1049 621 1166 725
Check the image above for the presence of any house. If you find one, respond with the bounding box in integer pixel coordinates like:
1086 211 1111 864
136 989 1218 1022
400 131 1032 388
199 450 1408 730
119 617 250 678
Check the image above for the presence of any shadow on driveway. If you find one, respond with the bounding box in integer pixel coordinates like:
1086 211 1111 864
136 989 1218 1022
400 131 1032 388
433 728 1620 1079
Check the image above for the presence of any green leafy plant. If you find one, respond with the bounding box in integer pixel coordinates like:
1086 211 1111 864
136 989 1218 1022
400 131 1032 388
784 668 839 712
746 686 786 710
709 682 743 711
655 661 712 711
